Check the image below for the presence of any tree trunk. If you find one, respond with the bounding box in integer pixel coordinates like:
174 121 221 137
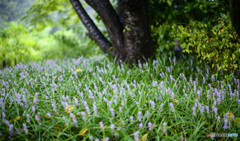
69 0 155 63
229 0 240 36
2 54 6 68
119 0 155 63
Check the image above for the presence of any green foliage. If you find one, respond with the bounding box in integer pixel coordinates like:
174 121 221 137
0 22 101 68
149 0 228 26
173 16 240 73
150 0 230 52
0 22 31 67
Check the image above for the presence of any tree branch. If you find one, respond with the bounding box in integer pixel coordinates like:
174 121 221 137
69 0 112 54
85 0 126 59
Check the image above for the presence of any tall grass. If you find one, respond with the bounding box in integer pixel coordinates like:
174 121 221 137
0 54 239 140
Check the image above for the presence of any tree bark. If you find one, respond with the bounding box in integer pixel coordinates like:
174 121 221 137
119 0 155 63
69 0 155 63
85 0 126 60
229 0 240 36
69 0 112 55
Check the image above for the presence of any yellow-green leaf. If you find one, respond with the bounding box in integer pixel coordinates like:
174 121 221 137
142 133 148 141
79 128 88 136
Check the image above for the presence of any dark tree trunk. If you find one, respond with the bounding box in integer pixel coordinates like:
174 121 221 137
69 0 155 63
2 54 6 68
69 0 112 55
229 0 240 36
119 0 155 63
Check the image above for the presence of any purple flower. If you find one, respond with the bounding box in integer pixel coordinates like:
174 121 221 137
217 116 220 122
197 90 201 99
206 106 209 116
2 112 5 120
223 119 229 130
207 90 210 100
201 106 204 114
192 106 196 116
23 123 28 134
104 137 109 141
169 102 174 112
52 100 56 111
73 97 79 105
32 106 36 114
214 107 218 117
84 101 91 115
194 99 198 107
139 123 143 128
130 116 134 123
133 131 140 141
33 97 38 105
93 102 98 116
146 111 150 119
9 124 13 135
3 119 10 126
99 121 104 130
149 100 155 110
138 111 142 122
162 122 167 133
110 108 115 117
47 113 51 117
35 115 41 125
148 122 153 130
110 124 115 131
138 61 142 68
22 95 27 105
26 114 30 123
70 113 74 118
81 112 87 122
15 93 21 104
72 118 78 127
112 75 116 80
171 92 175 100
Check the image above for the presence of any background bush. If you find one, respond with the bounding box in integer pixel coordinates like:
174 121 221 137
0 22 101 68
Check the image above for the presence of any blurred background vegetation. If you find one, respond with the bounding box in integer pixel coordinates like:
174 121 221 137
0 0 239 76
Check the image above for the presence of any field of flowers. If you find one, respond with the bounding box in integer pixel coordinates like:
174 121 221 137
0 55 239 140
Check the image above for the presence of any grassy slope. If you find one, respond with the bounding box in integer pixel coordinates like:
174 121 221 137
0 55 239 140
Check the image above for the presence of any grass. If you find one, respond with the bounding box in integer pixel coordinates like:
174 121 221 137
0 54 239 140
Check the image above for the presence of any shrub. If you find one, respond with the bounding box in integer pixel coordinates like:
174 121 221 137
173 15 240 74
0 22 31 68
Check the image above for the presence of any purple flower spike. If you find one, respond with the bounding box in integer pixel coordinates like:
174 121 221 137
99 121 104 130
169 102 174 112
223 119 229 130
26 114 30 123
205 106 209 116
192 106 196 116
9 124 13 135
214 107 218 117
133 131 139 141
146 111 150 119
162 122 167 133
201 106 204 114
23 123 28 134
149 100 155 110
110 124 115 131
138 111 142 122
148 122 153 130
32 106 36 115
130 116 134 123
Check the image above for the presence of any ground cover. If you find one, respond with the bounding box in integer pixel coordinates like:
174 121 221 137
0 55 239 140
